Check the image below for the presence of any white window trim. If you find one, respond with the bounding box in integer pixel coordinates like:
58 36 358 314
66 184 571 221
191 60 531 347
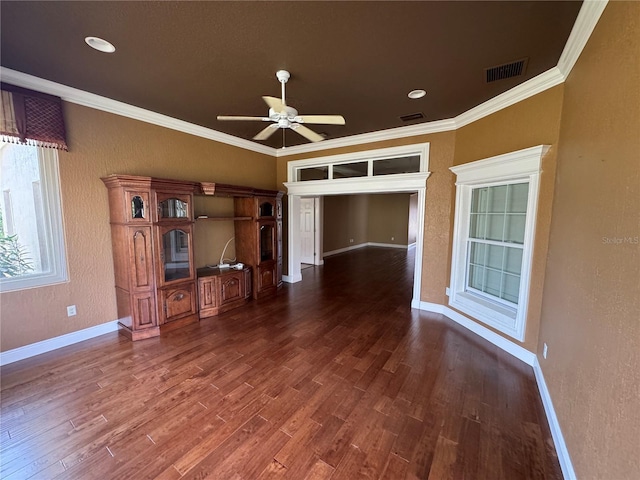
0 148 68 292
449 145 548 341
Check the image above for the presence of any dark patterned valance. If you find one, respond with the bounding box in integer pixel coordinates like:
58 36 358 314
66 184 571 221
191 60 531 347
0 83 68 151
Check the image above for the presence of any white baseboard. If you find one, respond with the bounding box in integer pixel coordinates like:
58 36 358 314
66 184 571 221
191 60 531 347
533 358 576 480
0 320 120 366
417 301 536 365
367 242 410 249
323 242 409 258
282 273 302 283
323 243 368 257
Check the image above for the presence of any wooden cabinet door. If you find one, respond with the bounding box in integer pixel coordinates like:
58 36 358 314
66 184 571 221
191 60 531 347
220 272 244 306
132 292 157 330
156 224 195 287
257 262 277 292
128 227 154 290
244 268 252 299
258 221 276 263
155 192 192 222
257 197 276 218
199 277 217 311
276 219 283 286
160 284 197 323
125 191 150 222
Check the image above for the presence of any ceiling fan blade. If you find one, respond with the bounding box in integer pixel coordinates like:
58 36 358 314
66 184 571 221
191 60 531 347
263 96 286 112
294 115 346 125
253 123 280 141
290 124 324 142
217 116 270 121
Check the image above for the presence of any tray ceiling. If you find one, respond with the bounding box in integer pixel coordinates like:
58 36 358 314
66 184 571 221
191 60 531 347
0 1 582 149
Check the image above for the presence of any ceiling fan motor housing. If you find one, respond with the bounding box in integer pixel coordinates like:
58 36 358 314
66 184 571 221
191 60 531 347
269 106 299 123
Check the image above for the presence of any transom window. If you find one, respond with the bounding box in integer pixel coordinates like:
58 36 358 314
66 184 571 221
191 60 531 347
295 152 424 182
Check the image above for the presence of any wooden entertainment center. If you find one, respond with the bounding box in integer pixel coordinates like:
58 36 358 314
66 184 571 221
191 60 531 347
102 175 283 341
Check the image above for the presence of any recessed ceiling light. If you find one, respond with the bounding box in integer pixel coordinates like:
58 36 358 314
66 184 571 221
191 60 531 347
85 36 116 53
408 89 427 99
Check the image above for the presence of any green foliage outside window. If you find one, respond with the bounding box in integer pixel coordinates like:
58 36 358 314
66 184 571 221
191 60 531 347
0 211 33 278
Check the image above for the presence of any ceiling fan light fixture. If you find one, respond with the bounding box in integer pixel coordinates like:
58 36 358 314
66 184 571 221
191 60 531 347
408 89 427 99
85 36 116 53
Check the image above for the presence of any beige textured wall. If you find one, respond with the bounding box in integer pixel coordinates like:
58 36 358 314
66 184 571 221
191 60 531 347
322 194 411 253
323 195 368 253
367 194 410 245
0 103 276 351
538 3 640 478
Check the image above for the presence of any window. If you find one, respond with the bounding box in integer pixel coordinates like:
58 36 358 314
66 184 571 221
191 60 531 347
373 155 420 175
0 143 67 292
292 146 428 183
449 146 547 341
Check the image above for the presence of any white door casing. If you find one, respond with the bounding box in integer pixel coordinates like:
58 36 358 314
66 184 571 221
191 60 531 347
284 143 430 307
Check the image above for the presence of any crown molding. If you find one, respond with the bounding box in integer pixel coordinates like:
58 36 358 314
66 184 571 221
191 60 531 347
557 0 608 77
0 1 604 159
454 67 565 129
277 0 604 156
276 118 456 157
0 67 277 157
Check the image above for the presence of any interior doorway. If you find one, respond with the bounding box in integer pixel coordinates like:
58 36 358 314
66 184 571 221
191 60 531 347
299 197 322 266
283 143 431 308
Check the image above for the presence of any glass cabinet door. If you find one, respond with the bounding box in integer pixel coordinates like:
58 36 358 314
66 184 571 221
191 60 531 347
258 199 275 218
158 198 189 219
131 195 145 219
260 223 275 262
161 228 192 283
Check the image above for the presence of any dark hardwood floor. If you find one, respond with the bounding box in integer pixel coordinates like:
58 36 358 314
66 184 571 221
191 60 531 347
0 247 561 479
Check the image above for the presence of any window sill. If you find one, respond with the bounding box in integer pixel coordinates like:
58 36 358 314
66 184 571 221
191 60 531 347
0 272 68 293
449 290 522 341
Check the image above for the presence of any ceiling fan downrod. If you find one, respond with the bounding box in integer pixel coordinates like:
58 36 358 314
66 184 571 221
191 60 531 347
276 70 290 106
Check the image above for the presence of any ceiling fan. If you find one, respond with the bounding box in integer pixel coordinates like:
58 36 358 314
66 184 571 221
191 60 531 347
217 70 345 143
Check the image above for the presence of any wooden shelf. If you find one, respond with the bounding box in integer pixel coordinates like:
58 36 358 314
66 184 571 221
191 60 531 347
195 216 252 222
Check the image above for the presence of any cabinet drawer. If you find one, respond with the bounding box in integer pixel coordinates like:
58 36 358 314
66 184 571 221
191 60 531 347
160 283 196 323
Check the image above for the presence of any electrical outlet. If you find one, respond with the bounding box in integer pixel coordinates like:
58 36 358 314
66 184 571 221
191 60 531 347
445 287 451 296
391 236 395 241
543 343 548 359
350 238 354 243
67 305 77 317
